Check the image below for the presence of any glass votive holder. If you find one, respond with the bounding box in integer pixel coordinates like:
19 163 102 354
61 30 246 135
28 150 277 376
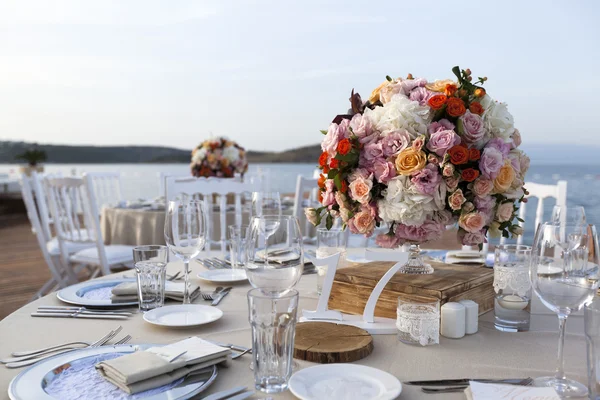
396 297 440 346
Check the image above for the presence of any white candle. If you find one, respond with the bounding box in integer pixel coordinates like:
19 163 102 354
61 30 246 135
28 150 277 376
498 295 529 310
441 302 466 339
459 299 479 334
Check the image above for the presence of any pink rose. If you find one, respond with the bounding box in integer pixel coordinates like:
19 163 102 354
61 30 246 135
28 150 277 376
426 129 461 156
442 163 455 177
428 119 455 134
348 168 370 183
348 210 375 237
445 176 459 191
322 179 336 206
496 202 514 222
512 129 522 148
349 176 373 204
360 141 385 169
373 160 396 184
458 110 486 146
428 154 440 165
458 212 487 233
408 87 434 106
382 130 411 157
375 233 400 248
479 147 504 180
304 208 319 225
448 189 466 210
322 123 342 157
395 220 444 245
350 113 376 144
412 135 425 152
459 229 486 246
472 178 494 197
474 195 496 224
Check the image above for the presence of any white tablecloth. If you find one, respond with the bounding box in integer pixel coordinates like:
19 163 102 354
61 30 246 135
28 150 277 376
0 256 588 399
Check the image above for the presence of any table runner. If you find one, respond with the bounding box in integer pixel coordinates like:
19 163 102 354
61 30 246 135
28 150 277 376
0 258 587 400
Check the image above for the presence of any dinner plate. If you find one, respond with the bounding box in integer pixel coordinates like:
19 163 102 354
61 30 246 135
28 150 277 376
8 344 217 400
197 269 247 283
289 364 402 400
143 305 223 328
57 279 138 307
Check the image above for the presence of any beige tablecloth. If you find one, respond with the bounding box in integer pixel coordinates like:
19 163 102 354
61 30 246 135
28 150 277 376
0 256 588 400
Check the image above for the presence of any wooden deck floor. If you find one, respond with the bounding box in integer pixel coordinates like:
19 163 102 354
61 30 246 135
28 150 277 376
0 215 51 320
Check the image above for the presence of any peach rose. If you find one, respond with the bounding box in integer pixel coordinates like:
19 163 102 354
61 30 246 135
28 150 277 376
351 210 375 236
304 208 319 225
349 176 373 204
459 212 486 233
496 202 514 222
448 189 466 210
445 176 459 191
442 163 455 177
472 178 494 197
493 161 516 193
395 148 427 176
425 79 456 92
369 81 390 104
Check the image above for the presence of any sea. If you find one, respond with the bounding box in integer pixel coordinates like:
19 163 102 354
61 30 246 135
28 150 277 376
2 162 600 245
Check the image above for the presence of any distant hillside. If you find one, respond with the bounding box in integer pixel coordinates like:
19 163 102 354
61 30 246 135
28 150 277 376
0 141 321 164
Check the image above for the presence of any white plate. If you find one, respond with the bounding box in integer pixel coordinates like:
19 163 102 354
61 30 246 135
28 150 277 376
197 269 247 283
8 344 217 400
448 251 483 259
289 364 402 400
57 279 138 307
143 305 223 328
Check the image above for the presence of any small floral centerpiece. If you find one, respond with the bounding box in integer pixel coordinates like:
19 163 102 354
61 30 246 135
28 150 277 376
306 67 529 274
190 137 248 178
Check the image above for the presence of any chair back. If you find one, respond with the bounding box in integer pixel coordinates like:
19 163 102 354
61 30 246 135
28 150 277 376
83 172 124 210
19 175 68 289
30 171 61 242
501 180 568 245
165 176 259 254
293 175 319 241
45 176 111 275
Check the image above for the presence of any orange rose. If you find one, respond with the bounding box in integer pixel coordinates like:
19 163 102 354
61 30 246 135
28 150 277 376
469 148 481 161
329 159 339 169
318 191 323 203
395 148 427 175
428 94 448 110
318 151 328 167
318 174 326 189
444 83 458 97
474 88 486 98
341 180 348 193
446 97 466 117
461 168 480 182
448 145 469 165
469 101 484 115
337 138 352 155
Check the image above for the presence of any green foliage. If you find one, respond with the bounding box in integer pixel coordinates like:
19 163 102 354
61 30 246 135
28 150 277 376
16 148 47 166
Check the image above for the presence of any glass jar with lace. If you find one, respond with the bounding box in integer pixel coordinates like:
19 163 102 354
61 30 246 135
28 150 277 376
396 297 440 346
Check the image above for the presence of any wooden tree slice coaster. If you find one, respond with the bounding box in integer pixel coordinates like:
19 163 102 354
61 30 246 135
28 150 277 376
293 322 374 364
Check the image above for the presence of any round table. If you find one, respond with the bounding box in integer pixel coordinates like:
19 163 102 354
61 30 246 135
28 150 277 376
0 256 588 399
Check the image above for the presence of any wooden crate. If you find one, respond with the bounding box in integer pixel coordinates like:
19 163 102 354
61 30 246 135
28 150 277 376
328 261 494 319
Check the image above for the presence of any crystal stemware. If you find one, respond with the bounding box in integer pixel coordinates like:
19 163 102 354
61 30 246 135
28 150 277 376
551 205 586 227
529 222 599 397
164 200 207 304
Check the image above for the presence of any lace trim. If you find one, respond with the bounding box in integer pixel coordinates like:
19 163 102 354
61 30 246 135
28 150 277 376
493 265 531 297
396 304 439 346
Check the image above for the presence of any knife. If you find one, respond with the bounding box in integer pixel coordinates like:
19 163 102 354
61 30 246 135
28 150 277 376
405 378 531 386
202 386 247 400
205 340 252 353
36 309 133 316
38 306 135 313
211 287 232 306
31 312 129 320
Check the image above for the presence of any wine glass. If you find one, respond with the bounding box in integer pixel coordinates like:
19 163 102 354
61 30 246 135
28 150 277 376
529 222 599 397
164 200 207 304
245 216 304 296
252 192 282 219
551 205 586 227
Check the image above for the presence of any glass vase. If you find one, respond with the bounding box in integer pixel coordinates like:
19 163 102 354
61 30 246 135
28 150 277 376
397 244 434 274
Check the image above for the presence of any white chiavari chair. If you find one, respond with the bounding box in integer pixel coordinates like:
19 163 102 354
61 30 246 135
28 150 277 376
165 176 258 255
45 176 134 278
83 172 124 210
293 175 319 243
20 175 69 297
499 180 567 245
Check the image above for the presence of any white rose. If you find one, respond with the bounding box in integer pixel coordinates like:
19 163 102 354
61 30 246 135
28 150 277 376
481 95 515 142
223 146 240 162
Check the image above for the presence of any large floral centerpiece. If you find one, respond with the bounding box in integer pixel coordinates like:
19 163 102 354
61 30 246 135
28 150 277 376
190 137 248 178
306 67 529 273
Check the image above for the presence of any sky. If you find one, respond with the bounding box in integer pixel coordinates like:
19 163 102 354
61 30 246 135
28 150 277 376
0 0 599 152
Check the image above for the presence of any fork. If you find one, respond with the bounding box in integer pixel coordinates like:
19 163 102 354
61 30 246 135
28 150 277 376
7 326 123 359
113 335 132 345
420 378 534 394
4 326 123 368
202 292 215 301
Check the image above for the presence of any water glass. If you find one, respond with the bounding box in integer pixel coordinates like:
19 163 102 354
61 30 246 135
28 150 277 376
133 245 168 311
493 244 532 332
229 225 249 269
396 297 440 346
248 288 299 394
586 296 600 399
316 228 347 295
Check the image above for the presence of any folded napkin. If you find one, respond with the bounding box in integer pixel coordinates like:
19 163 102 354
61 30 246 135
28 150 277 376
96 337 230 394
465 381 560 400
111 281 200 302
445 250 487 266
